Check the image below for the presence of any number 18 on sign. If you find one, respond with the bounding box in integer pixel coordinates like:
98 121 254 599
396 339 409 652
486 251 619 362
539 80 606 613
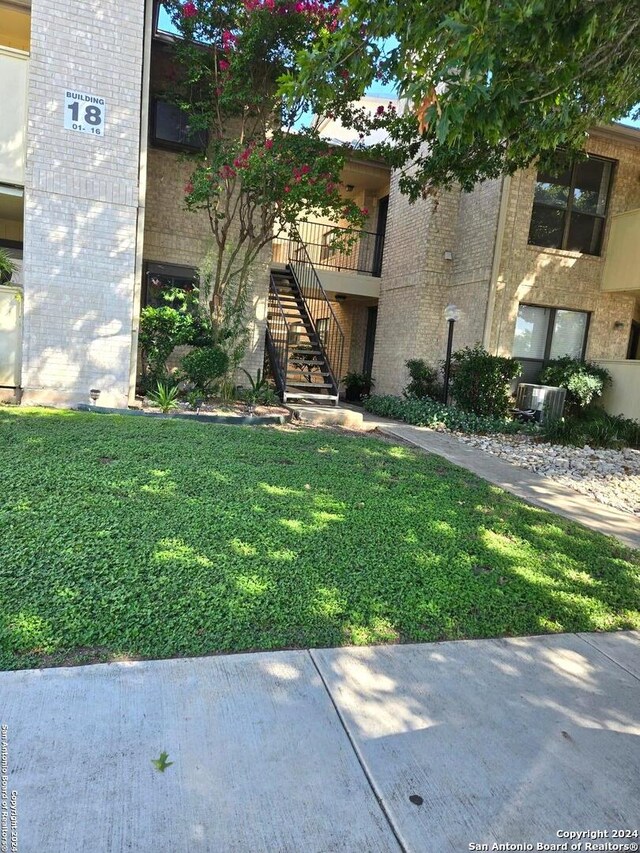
64 91 106 136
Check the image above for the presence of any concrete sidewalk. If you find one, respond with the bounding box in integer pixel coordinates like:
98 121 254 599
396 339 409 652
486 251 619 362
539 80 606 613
2 631 639 852
377 423 640 551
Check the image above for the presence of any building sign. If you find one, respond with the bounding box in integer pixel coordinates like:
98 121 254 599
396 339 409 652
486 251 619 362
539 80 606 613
63 91 106 136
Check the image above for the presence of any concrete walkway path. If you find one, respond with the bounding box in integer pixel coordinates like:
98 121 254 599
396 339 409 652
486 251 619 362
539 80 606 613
2 631 639 852
377 423 640 551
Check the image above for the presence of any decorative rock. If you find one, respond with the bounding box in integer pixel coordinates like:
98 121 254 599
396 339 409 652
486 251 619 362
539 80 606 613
456 433 640 517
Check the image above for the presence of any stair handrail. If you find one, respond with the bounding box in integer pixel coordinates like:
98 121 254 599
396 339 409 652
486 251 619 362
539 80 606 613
266 271 292 395
288 224 345 395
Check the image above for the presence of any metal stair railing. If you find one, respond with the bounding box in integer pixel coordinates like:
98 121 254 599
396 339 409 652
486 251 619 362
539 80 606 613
288 224 344 397
265 271 292 397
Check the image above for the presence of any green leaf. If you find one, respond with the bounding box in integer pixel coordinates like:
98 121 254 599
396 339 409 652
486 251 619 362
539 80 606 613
152 751 174 773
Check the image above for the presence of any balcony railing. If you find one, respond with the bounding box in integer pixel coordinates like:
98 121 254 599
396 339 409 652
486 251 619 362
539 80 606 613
272 220 384 277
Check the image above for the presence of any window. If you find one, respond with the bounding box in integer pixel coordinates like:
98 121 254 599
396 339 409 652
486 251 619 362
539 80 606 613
154 2 180 39
513 304 590 382
144 262 198 308
150 99 207 152
153 1 210 43
316 317 329 345
528 156 614 255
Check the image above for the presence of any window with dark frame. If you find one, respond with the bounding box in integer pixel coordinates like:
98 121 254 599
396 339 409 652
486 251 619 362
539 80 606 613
144 262 199 308
150 98 208 152
316 317 329 345
528 155 614 256
154 2 179 39
512 303 590 383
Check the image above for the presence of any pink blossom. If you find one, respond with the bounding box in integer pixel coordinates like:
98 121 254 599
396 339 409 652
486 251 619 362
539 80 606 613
361 207 368 216
376 105 385 115
181 2 197 18
339 69 349 80
222 30 237 50
300 164 310 174
284 186 291 193
184 181 194 194
265 138 273 150
219 59 230 72
219 164 237 179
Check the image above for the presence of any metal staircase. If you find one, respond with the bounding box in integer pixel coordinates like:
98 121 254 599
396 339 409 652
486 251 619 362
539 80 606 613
265 228 344 405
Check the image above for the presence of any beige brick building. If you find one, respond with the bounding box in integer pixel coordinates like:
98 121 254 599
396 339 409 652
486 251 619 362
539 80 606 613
373 125 640 419
0 1 638 416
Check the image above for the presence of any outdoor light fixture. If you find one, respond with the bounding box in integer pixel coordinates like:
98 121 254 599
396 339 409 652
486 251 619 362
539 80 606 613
89 388 101 405
442 304 460 404
444 303 461 323
345 184 355 192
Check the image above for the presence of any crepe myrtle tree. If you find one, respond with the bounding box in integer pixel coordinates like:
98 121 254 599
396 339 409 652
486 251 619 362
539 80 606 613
161 0 370 356
283 0 640 196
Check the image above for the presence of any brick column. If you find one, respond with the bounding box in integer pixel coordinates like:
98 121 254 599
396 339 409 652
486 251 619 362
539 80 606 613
21 0 146 407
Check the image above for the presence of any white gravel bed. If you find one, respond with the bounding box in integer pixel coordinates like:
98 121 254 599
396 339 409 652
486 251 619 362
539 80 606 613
456 433 640 517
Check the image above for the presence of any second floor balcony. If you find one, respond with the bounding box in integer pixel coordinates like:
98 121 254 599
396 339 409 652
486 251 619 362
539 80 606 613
272 219 386 301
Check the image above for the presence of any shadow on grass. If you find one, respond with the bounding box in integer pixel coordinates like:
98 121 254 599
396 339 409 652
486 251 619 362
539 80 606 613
0 409 638 669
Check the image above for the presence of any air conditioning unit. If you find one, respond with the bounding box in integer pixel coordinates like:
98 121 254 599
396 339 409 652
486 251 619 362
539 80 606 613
514 384 567 423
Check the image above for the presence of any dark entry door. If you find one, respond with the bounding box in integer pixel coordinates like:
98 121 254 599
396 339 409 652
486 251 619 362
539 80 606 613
628 321 640 360
363 306 378 376
373 196 389 277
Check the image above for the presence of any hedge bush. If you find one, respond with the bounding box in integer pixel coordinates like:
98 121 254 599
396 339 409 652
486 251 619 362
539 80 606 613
449 345 521 417
403 359 442 400
364 395 527 435
181 346 230 395
138 306 195 388
540 357 611 415
540 408 640 449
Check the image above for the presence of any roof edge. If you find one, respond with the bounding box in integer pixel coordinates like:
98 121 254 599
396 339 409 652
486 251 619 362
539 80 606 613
590 122 640 146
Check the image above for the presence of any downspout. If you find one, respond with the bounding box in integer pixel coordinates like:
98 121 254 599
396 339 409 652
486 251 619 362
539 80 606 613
127 0 153 406
482 174 510 352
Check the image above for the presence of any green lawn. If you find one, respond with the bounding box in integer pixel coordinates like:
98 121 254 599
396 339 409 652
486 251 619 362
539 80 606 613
0 407 638 670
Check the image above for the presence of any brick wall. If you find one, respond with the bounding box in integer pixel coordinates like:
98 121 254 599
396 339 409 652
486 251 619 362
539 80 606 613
372 166 467 395
21 0 145 407
450 178 503 351
373 130 640 397
489 133 640 361
143 148 270 383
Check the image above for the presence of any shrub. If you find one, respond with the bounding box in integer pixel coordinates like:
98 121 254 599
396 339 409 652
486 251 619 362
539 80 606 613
342 371 374 402
363 395 530 435
606 413 640 448
540 409 640 449
540 357 611 415
448 346 520 418
139 306 194 388
147 381 180 414
240 369 280 406
403 359 441 400
181 346 230 396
